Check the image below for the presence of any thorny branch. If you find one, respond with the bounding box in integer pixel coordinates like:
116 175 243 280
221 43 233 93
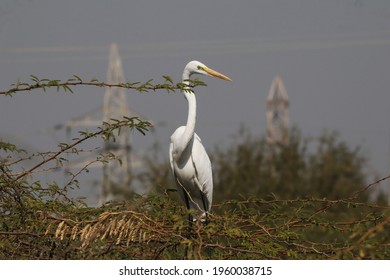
1 117 152 188
0 75 207 96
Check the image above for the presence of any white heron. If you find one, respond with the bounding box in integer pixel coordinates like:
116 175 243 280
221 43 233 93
169 60 231 223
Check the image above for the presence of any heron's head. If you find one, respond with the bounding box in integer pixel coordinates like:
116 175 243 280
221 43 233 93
184 60 232 81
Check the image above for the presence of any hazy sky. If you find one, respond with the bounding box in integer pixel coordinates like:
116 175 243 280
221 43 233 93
1 0 390 202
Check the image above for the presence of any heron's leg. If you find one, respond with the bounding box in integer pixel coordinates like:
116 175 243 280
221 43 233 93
182 190 192 259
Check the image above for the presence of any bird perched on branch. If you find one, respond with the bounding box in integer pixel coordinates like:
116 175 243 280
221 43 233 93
169 60 231 224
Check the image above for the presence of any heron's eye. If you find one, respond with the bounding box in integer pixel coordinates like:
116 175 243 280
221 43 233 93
197 66 204 70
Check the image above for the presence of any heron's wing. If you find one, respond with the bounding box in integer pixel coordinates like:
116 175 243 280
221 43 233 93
168 141 174 176
191 133 213 212
169 141 190 210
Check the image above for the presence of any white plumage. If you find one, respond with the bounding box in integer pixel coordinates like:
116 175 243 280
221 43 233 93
169 60 231 220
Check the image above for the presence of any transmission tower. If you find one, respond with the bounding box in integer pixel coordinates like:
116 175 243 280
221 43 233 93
58 43 137 205
266 75 289 147
100 43 133 204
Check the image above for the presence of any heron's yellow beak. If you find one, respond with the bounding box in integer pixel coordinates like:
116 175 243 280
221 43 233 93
203 66 232 81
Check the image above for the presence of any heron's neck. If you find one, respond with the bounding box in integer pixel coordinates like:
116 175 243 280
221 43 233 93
182 73 196 145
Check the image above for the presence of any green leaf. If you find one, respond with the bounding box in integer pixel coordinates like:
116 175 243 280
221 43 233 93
136 127 146 135
63 85 74 93
73 75 82 82
30 75 40 83
162 75 173 84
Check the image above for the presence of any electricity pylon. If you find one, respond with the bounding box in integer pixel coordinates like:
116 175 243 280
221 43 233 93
58 43 137 205
100 43 133 204
266 75 289 147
